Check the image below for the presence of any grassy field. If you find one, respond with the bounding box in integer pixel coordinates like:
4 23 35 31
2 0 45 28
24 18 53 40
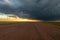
0 21 60 26
43 22 60 26
0 21 20 25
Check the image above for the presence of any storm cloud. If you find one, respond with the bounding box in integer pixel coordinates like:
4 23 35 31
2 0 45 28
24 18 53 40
0 0 60 20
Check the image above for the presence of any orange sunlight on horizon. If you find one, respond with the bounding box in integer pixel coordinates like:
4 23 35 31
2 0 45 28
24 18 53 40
0 13 43 22
0 17 42 22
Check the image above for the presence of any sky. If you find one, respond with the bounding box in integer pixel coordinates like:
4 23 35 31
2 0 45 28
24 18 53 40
0 0 60 21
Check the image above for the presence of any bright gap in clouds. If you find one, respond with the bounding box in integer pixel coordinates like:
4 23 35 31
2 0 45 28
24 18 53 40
0 13 8 18
0 13 41 22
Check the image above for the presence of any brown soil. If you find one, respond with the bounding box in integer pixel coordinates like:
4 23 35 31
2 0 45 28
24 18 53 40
0 22 60 40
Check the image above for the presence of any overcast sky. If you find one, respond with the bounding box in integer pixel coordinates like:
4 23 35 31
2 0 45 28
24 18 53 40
0 0 60 20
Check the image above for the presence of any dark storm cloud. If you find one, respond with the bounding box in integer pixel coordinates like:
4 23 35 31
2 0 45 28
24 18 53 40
0 0 60 20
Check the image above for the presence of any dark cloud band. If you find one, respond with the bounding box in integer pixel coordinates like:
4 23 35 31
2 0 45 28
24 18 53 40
0 0 60 20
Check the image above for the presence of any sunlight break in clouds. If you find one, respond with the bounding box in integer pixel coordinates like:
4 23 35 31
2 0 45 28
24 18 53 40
0 13 40 22
0 13 8 18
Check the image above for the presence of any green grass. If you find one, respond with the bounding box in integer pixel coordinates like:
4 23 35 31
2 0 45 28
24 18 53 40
43 22 60 26
0 21 60 26
0 21 20 25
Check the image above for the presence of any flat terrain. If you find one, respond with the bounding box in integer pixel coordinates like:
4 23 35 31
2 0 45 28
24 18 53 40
43 22 60 26
0 22 60 40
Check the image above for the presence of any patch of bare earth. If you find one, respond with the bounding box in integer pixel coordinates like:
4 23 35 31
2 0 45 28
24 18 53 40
0 22 60 40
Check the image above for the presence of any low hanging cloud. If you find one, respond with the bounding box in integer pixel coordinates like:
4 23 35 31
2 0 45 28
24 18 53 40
0 0 60 20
